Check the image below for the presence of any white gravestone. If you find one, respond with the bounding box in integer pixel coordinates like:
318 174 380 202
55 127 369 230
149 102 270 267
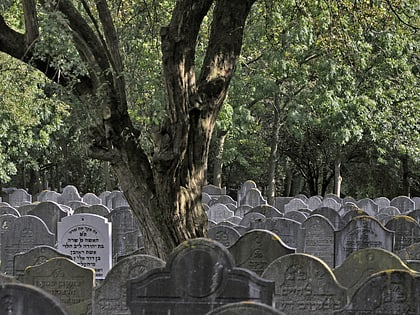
58 214 112 279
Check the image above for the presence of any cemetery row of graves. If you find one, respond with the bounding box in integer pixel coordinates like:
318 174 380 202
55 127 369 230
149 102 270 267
1 180 420 314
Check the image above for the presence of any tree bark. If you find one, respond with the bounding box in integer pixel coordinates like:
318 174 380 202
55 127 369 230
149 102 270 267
0 0 256 259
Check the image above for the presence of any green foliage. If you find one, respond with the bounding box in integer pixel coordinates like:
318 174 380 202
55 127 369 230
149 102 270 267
0 53 69 183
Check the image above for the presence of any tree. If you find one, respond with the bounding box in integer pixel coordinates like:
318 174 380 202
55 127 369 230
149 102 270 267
0 0 256 259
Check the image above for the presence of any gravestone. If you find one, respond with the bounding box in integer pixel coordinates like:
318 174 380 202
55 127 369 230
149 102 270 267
311 207 344 230
297 215 336 267
237 180 257 207
208 195 237 207
57 185 82 205
106 206 142 263
24 257 94 315
228 229 294 275
37 190 61 202
241 188 267 207
74 204 111 216
7 188 32 207
207 301 285 315
16 203 37 216
396 242 420 261
334 216 394 267
82 193 102 205
0 206 20 217
202 184 226 196
251 217 300 248
284 210 307 223
322 198 341 211
224 216 242 225
127 238 274 314
0 214 18 257
206 204 234 223
356 198 378 216
248 204 283 218
208 225 241 248
57 214 112 279
262 253 346 314
307 195 322 210
407 209 420 223
14 245 72 280
0 283 71 315
284 198 309 213
333 247 413 298
334 270 420 314
337 202 359 217
98 191 111 205
239 212 266 228
1 215 55 275
341 209 369 225
27 201 68 240
274 197 294 212
66 200 89 211
202 192 212 205
385 215 420 251
374 196 391 210
390 195 415 213
92 254 165 315
0 271 16 284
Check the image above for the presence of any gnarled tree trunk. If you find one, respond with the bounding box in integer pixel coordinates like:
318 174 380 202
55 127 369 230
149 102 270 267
0 0 256 259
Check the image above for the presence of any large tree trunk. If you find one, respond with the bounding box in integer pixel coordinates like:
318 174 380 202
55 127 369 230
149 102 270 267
0 0 256 259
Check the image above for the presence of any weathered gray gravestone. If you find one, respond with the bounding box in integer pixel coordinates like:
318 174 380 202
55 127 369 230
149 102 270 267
390 195 415 213
374 196 391 210
248 204 283 218
284 210 307 223
207 225 241 248
284 198 309 213
27 201 68 240
1 215 55 275
333 247 413 299
334 270 420 314
105 206 142 263
23 257 94 315
385 215 420 251
57 185 82 205
206 204 234 223
0 206 20 217
57 214 112 279
0 214 18 259
228 229 294 275
239 212 266 228
0 283 71 315
251 217 300 248
297 214 336 267
307 195 322 210
237 180 257 207
74 204 111 216
311 207 344 230
206 301 285 315
340 208 369 225
334 215 394 267
262 253 347 314
6 188 32 207
396 242 420 261
37 190 60 202
127 238 274 315
82 193 102 205
356 198 378 216
92 254 165 315
13 245 72 280
241 188 267 208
